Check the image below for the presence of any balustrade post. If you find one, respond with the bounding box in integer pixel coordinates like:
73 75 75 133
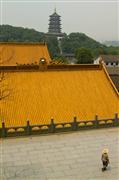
94 115 99 128
72 116 78 131
26 120 31 135
49 118 55 133
2 120 7 137
114 113 118 127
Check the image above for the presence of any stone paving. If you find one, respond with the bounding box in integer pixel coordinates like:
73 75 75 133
0 128 119 180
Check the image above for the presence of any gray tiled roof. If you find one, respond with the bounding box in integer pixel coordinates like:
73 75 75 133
101 55 119 62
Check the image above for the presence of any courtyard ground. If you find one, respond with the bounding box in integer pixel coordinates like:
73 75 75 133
0 127 119 180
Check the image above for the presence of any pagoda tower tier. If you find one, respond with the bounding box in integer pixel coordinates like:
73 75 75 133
47 8 64 37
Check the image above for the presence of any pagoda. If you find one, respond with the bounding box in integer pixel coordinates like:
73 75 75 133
47 8 64 37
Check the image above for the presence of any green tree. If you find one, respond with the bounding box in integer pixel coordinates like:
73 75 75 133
61 33 102 54
92 47 107 57
76 48 93 64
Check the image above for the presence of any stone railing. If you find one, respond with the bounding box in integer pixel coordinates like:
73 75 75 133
0 113 119 138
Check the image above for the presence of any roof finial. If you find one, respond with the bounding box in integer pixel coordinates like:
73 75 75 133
54 7 56 13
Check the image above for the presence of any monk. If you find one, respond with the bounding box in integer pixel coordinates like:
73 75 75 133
101 149 110 171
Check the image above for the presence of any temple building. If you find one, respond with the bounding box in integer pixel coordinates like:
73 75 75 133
0 43 119 128
0 42 51 66
46 8 64 37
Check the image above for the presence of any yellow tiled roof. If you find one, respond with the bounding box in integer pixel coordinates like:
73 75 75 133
0 43 51 66
0 65 119 127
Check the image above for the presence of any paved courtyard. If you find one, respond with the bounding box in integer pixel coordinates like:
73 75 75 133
0 128 119 180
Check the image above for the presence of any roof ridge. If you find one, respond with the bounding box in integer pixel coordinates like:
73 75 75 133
0 42 47 45
102 64 119 97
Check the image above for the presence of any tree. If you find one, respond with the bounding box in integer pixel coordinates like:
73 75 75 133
61 33 103 54
76 48 93 64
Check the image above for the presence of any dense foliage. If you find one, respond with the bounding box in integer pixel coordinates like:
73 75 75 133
0 25 45 42
61 33 103 53
0 25 119 62
76 48 93 64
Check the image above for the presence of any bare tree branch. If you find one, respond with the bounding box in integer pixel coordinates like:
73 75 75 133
0 88 11 100
0 72 8 82
0 47 15 65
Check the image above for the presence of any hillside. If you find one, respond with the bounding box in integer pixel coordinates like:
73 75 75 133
61 33 103 53
0 25 45 42
0 25 119 58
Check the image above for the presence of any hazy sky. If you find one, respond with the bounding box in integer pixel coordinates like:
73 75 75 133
0 0 119 42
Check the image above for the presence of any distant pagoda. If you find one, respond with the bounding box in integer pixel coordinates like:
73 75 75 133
47 8 64 37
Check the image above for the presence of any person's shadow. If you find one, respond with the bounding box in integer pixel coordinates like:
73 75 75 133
102 165 111 172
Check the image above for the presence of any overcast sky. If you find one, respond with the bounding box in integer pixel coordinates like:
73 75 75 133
0 0 119 42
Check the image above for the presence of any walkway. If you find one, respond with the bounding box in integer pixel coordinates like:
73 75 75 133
1 128 119 180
